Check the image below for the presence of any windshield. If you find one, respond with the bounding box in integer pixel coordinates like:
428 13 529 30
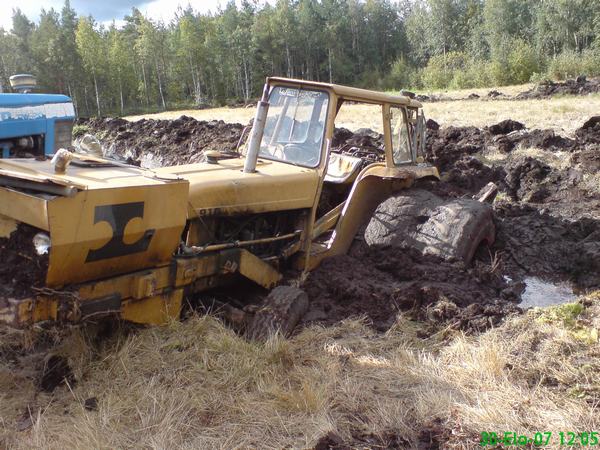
258 86 329 167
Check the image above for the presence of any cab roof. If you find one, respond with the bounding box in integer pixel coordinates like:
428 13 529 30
267 77 422 108
0 93 73 107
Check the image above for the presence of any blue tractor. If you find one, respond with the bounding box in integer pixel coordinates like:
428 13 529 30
0 74 76 158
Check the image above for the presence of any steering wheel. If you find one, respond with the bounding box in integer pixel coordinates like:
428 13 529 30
282 143 319 166
269 143 286 160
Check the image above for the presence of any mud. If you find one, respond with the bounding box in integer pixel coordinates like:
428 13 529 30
314 430 409 450
493 203 600 289
40 355 75 392
80 116 244 167
422 118 600 292
302 244 522 333
78 113 600 333
487 119 525 135
320 115 600 329
516 76 600 99
0 224 48 300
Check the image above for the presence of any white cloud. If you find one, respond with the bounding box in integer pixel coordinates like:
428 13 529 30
0 0 65 31
139 0 230 24
0 0 273 31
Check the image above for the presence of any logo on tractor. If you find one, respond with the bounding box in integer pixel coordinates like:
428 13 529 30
86 202 155 262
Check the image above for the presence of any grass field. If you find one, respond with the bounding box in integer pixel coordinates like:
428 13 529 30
2 294 599 449
125 83 599 136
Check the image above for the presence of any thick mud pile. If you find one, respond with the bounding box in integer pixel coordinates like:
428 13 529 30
516 76 600 99
302 245 522 333
81 116 244 167
423 116 600 291
0 224 48 302
80 113 600 333
314 115 600 331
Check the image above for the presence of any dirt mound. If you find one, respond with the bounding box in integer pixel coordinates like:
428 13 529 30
0 224 48 301
425 126 485 171
516 77 600 99
332 127 384 150
302 244 522 333
487 119 525 135
493 203 600 289
576 115 600 144
416 117 600 288
426 118 440 130
494 129 577 153
504 157 554 202
82 116 244 167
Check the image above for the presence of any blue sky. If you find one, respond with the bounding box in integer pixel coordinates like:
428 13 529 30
0 0 266 31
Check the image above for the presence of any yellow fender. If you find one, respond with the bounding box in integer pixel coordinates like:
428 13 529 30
307 163 439 269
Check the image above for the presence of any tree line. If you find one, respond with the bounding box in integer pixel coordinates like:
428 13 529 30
0 0 598 117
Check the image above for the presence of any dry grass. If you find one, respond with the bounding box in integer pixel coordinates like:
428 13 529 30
390 81 535 100
1 293 599 449
423 94 600 136
126 92 600 137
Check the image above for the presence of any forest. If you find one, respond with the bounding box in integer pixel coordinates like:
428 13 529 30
0 0 598 117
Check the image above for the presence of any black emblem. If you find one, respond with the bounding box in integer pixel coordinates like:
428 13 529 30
86 202 155 262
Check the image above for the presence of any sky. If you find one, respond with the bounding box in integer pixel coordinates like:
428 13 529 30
0 0 259 31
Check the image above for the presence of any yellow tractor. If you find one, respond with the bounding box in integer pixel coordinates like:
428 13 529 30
0 77 491 334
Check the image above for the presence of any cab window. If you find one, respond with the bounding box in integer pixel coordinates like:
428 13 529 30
390 106 413 165
259 86 329 168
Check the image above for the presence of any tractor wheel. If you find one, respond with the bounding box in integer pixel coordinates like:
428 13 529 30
364 188 495 265
245 286 309 341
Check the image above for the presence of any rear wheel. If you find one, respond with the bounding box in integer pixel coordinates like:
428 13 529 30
364 188 495 265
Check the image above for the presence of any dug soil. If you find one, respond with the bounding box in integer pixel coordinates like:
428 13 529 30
306 115 600 332
0 224 48 302
80 116 244 167
515 76 600 100
79 113 600 333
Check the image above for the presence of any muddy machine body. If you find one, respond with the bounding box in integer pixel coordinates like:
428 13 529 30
0 78 438 328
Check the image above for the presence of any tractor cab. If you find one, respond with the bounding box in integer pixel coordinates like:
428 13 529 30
240 77 438 268
247 77 430 181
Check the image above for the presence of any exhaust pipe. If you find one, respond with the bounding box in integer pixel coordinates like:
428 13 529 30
9 74 37 94
243 83 270 173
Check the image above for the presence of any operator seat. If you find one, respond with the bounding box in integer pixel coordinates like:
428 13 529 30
324 152 363 184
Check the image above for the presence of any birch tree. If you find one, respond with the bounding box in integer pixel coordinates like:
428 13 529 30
75 17 105 116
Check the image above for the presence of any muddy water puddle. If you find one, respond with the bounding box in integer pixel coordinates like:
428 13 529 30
519 276 577 308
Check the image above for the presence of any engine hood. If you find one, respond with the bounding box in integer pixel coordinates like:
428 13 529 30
0 156 320 217
156 157 320 216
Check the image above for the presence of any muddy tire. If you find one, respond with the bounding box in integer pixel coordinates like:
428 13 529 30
364 189 495 264
246 286 309 341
